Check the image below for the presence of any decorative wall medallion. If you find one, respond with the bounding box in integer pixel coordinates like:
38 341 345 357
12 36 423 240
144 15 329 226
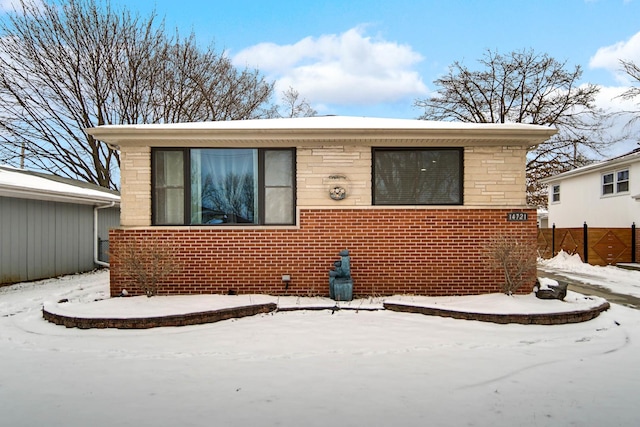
329 186 346 200
327 174 348 201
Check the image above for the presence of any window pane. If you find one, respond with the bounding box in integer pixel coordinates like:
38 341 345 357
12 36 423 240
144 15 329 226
191 149 257 224
157 188 184 224
265 188 293 224
603 184 614 195
264 150 294 224
603 173 614 184
265 150 293 186
617 170 629 192
552 185 560 202
374 149 461 205
153 150 184 225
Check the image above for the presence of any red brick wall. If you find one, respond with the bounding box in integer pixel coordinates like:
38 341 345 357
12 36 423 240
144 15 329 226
109 208 537 297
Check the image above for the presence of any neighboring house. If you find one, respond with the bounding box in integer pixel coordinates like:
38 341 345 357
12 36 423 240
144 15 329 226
541 148 640 228
0 166 120 285
86 116 556 297
537 208 549 228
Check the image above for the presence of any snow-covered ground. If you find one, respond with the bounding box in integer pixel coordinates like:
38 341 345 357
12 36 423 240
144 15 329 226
1 257 640 427
539 250 640 299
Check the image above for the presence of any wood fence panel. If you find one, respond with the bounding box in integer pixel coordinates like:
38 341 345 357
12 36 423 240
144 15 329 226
587 228 632 266
538 226 636 266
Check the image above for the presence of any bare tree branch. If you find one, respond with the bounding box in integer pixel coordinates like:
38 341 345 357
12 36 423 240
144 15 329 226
415 49 619 206
0 0 274 189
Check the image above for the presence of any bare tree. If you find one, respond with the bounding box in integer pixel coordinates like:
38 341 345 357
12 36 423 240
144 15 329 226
0 0 274 189
277 86 317 118
415 49 617 206
618 59 640 131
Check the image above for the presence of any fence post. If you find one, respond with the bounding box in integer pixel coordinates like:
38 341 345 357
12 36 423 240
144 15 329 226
583 222 589 264
552 223 556 257
632 222 636 263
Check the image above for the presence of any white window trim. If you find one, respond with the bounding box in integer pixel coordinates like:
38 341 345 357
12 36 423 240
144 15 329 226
551 184 560 204
601 168 629 197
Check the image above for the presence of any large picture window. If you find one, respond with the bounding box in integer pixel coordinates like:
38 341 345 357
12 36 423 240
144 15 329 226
153 148 295 225
373 148 463 205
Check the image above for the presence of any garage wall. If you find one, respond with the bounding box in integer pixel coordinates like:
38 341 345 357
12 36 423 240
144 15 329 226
0 197 118 285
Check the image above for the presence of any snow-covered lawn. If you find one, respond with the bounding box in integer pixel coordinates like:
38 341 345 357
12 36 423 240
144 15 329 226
1 265 640 427
539 250 640 298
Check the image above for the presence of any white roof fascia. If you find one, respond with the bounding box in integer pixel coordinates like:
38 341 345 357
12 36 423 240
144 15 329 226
0 185 120 205
85 116 558 148
0 168 120 206
540 151 640 184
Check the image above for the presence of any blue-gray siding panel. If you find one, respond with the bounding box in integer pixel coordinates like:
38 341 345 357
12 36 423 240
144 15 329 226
1 196 119 285
1 198 28 283
97 207 119 262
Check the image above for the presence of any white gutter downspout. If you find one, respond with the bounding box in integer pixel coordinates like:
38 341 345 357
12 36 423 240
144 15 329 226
94 201 116 267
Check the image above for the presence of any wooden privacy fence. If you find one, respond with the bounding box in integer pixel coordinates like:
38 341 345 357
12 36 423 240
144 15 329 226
537 223 638 266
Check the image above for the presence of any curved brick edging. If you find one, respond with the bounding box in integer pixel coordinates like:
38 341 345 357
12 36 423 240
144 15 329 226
383 301 611 325
42 303 277 329
42 300 611 329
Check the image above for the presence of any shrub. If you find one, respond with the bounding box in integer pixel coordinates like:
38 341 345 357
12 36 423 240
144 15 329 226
483 234 537 295
115 240 177 297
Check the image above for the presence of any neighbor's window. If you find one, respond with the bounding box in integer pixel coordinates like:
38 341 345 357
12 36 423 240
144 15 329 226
373 148 463 205
617 170 629 193
153 148 295 225
602 169 629 196
552 184 560 203
602 173 614 195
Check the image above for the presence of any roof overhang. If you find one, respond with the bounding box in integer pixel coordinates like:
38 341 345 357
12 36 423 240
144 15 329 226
86 116 558 149
541 150 640 184
0 184 120 205
0 166 121 206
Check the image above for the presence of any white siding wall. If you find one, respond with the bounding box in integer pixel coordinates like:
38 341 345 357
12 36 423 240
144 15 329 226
547 162 640 227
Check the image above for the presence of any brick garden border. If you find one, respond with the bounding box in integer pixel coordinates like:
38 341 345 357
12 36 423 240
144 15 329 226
43 299 610 329
42 303 277 329
383 301 611 325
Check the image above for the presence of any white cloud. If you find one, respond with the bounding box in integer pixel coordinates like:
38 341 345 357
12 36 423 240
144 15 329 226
0 0 44 13
590 31 640 82
232 26 428 107
0 0 16 12
594 85 637 110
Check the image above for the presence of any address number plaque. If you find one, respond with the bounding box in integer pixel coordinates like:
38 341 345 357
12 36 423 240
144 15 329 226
506 212 529 221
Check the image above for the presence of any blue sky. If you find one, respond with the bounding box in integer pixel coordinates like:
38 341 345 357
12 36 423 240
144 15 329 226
2 0 639 152
109 0 640 120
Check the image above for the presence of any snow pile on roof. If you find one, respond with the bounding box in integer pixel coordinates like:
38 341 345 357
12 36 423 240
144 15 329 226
0 165 119 204
92 115 555 131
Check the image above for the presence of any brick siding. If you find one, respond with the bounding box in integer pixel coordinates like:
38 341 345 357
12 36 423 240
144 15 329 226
109 208 537 297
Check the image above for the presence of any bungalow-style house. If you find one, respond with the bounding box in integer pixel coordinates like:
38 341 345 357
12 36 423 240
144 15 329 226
86 116 556 297
0 165 120 285
541 148 640 228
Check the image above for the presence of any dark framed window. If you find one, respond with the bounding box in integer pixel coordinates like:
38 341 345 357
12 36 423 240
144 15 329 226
152 148 295 225
602 169 629 196
552 184 560 203
373 148 463 205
